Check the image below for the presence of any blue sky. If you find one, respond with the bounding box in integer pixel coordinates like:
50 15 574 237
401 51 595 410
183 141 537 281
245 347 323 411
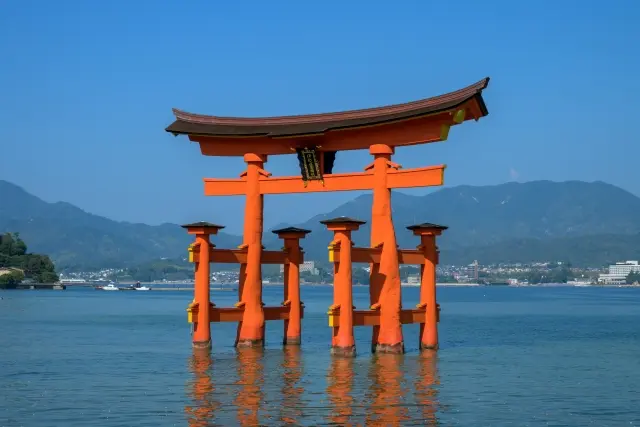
1 0 639 233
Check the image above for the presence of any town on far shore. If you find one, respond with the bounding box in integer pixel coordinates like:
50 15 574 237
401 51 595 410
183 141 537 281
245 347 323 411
54 258 640 289
3 231 639 290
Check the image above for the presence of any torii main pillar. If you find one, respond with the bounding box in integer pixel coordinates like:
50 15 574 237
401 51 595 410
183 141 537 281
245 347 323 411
237 153 268 348
368 143 404 354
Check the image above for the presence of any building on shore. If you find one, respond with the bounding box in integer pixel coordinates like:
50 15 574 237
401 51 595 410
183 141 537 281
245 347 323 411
280 260 318 275
598 260 640 284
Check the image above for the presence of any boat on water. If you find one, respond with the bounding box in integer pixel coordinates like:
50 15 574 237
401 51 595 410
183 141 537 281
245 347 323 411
133 282 151 291
101 282 119 291
566 279 593 287
479 280 509 286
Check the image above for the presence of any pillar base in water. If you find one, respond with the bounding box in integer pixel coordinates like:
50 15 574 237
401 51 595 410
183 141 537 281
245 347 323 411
375 342 405 354
331 345 356 357
420 342 438 351
283 336 301 346
192 339 212 350
236 338 264 348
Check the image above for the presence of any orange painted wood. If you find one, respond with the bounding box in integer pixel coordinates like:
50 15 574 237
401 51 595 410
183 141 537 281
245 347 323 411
202 165 446 196
397 250 426 265
350 247 382 263
192 235 212 346
190 107 472 156
260 171 373 194
385 166 445 189
200 178 247 196
331 247 426 265
191 249 292 264
196 136 293 157
323 115 449 154
335 308 437 327
420 234 439 349
187 305 305 323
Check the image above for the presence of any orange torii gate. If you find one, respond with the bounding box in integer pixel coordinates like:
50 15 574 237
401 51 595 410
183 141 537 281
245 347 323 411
167 77 490 353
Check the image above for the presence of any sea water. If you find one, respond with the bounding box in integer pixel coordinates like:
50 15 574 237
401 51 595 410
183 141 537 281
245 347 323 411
1 286 639 426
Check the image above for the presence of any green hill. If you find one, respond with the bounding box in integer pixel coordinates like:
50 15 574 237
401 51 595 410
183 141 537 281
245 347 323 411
0 180 241 270
263 180 640 263
2 179 639 269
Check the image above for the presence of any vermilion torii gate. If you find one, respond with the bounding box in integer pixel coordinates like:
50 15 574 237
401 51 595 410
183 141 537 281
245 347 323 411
167 77 490 354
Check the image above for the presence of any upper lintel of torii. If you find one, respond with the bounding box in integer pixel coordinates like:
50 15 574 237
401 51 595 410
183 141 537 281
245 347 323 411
165 77 490 157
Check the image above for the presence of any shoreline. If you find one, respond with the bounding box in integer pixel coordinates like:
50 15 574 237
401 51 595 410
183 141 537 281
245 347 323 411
49 282 640 289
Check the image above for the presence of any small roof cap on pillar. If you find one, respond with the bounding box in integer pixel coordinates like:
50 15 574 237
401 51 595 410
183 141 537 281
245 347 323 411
320 216 366 231
181 221 225 234
406 222 448 234
271 226 312 236
320 216 366 226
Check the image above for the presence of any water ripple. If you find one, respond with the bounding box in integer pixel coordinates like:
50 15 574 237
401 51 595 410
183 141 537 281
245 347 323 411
1 287 640 426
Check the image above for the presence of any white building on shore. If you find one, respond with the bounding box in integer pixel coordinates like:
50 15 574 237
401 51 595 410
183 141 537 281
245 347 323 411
598 261 640 284
280 260 319 275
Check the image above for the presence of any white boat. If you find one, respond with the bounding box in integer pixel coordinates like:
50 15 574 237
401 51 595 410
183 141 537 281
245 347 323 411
101 283 119 291
567 279 592 287
132 281 150 291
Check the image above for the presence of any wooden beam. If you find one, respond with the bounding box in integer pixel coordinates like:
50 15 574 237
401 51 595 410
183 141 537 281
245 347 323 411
329 308 435 327
200 178 247 196
350 247 382 263
190 110 466 157
187 305 305 323
329 247 426 265
203 165 445 196
322 114 452 152
190 248 292 264
259 171 374 194
397 250 426 265
386 165 445 189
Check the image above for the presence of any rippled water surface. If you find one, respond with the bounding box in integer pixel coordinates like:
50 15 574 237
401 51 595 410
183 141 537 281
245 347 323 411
1 286 640 426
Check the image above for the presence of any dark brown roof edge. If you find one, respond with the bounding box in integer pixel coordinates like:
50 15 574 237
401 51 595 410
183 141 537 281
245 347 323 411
170 77 490 127
165 95 485 138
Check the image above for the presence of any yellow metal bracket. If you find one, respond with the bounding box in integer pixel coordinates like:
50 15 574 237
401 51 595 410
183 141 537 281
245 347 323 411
453 109 466 124
186 300 199 323
187 243 198 263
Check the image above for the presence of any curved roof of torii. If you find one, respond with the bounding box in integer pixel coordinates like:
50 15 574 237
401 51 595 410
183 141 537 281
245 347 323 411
166 77 490 138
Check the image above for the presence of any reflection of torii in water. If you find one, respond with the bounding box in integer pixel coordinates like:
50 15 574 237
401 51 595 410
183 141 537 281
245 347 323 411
279 346 304 424
324 353 440 425
414 351 440 425
234 347 264 427
184 347 440 425
184 349 220 427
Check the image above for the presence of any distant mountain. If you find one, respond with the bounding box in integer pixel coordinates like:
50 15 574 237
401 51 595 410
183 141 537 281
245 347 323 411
2 179 640 270
0 180 241 270
263 180 640 262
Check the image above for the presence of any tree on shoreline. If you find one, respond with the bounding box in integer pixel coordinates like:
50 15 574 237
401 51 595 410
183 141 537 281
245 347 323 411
0 233 58 286
626 271 640 285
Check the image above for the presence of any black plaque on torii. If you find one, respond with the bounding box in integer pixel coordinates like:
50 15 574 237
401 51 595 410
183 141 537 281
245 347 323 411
296 147 323 186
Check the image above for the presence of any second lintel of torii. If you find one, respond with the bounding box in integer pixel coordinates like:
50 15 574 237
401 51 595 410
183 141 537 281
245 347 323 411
203 164 446 196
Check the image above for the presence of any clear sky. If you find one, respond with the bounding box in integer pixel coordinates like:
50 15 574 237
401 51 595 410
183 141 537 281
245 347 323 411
2 0 639 233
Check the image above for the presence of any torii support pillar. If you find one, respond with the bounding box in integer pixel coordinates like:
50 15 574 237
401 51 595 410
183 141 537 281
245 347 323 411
322 216 365 357
273 226 311 346
407 222 448 351
182 221 225 350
